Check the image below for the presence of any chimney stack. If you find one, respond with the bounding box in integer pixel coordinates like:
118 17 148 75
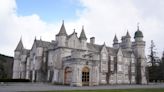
90 37 95 44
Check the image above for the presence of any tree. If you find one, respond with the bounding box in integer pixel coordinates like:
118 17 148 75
0 54 13 79
158 51 164 81
147 40 160 82
148 40 159 66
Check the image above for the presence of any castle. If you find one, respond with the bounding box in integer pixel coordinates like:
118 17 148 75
13 21 147 86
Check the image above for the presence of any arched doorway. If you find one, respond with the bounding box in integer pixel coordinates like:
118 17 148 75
82 67 89 86
64 67 72 85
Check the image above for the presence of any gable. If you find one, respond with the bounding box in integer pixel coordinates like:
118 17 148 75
101 45 108 54
100 45 108 60
117 48 123 56
131 52 135 58
31 40 37 52
67 33 80 49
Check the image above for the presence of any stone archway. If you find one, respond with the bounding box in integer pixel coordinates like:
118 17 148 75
82 67 89 86
64 67 72 84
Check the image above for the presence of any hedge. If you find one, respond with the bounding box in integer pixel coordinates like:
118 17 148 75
0 79 31 82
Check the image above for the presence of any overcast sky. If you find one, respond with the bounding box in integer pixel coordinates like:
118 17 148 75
0 0 164 57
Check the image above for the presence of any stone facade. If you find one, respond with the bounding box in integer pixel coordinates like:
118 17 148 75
13 22 147 86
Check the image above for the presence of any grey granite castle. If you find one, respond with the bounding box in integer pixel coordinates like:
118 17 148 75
13 21 147 86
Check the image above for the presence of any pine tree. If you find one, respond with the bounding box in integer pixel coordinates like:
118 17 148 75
159 51 164 81
149 40 157 66
148 40 160 82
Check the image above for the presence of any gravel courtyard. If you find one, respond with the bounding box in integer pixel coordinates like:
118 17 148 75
0 83 164 92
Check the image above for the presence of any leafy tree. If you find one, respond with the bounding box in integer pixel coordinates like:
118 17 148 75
0 54 13 79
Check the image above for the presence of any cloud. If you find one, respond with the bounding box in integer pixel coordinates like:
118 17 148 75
77 0 164 56
0 0 164 57
0 0 57 56
0 0 16 21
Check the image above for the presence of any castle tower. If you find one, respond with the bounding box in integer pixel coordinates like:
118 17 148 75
133 25 147 84
79 26 87 50
113 35 119 49
20 49 28 79
13 38 24 79
56 20 67 47
124 31 132 50
134 25 145 57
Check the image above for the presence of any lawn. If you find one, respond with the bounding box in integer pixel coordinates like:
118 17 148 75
32 88 164 92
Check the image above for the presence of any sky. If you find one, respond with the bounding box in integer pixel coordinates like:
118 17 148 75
0 0 164 57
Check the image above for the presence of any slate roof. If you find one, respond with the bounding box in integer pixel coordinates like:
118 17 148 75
35 40 56 49
113 35 118 42
87 42 133 57
134 26 143 38
30 37 132 58
22 49 30 55
87 43 117 55
87 43 102 52
134 30 143 38
15 39 24 51
67 30 78 39
79 26 87 40
126 31 131 38
56 21 67 36
107 47 117 56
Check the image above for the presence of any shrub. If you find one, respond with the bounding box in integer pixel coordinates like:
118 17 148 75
0 79 31 82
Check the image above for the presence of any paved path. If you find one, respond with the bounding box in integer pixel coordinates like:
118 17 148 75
0 83 164 92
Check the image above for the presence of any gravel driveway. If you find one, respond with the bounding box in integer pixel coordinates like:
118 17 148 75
0 83 164 92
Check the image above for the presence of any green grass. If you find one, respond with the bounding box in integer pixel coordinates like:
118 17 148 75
30 88 164 92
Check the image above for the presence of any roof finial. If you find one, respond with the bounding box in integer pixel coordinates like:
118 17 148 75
56 20 67 36
20 35 22 41
126 30 131 38
79 26 87 40
15 36 24 51
113 34 118 42
103 42 106 46
35 36 36 41
137 22 140 31
62 20 64 24
73 29 76 34
40 36 42 40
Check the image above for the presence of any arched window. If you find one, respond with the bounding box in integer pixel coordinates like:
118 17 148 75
82 67 89 86
64 67 72 84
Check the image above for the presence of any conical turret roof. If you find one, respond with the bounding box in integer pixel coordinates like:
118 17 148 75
56 20 67 36
79 26 87 40
15 38 24 51
113 35 118 42
126 31 131 38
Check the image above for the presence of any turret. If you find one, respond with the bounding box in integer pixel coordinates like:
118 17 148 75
134 25 143 42
79 26 87 50
56 20 67 47
126 31 131 41
31 38 45 82
13 38 24 79
133 25 147 84
113 35 119 49
133 25 145 58
20 49 28 79
125 31 132 50
15 38 24 52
